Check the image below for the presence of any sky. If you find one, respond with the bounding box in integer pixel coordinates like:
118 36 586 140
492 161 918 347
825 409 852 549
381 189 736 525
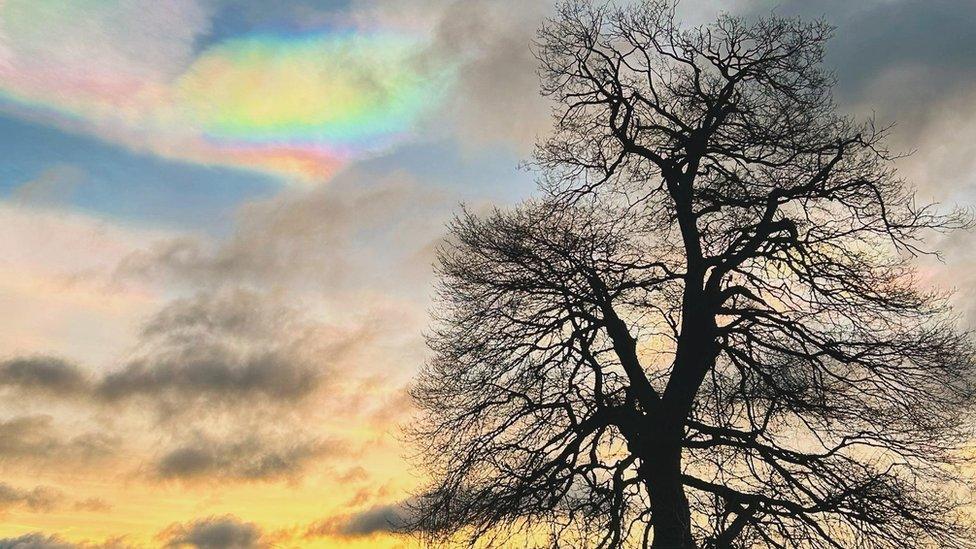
0 0 974 547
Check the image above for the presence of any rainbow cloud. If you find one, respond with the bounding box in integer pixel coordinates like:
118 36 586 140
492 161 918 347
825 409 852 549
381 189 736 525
0 0 448 182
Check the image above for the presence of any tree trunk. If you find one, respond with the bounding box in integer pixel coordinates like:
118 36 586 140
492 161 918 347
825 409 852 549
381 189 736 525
644 438 697 549
645 228 709 549
643 300 713 549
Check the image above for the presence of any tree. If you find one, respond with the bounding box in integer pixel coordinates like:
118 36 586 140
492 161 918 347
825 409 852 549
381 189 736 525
409 2 976 547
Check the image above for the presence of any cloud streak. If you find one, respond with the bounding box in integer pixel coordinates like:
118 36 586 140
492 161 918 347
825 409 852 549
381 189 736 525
0 289 341 412
154 433 335 482
0 357 89 396
0 415 117 461
0 482 62 513
158 515 265 549
305 500 414 539
0 533 78 549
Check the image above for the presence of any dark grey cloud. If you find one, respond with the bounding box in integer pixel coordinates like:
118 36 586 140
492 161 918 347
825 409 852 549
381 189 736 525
0 533 76 549
98 346 319 404
0 415 117 461
0 533 128 549
335 504 409 536
743 2 976 88
0 348 317 415
0 289 346 415
0 291 348 486
159 516 264 549
86 176 447 428
735 0 976 135
154 434 334 482
305 501 414 539
832 1 976 100
94 287 381 420
0 356 89 397
139 288 300 343
712 0 976 320
0 482 62 513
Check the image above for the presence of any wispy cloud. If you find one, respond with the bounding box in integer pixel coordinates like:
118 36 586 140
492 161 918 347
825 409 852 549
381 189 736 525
0 415 117 462
153 433 337 483
0 482 63 513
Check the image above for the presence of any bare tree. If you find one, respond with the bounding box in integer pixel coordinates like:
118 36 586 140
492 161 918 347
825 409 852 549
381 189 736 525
409 2 976 547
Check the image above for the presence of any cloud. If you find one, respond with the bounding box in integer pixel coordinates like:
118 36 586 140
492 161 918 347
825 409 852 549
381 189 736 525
334 466 370 485
730 0 976 198
159 516 265 549
423 0 552 150
0 415 117 461
97 340 320 405
334 0 556 151
154 433 335 482
305 501 414 539
0 357 89 397
72 498 112 513
0 175 442 488
103 172 448 420
0 288 369 484
737 0 976 108
0 482 63 513
0 289 345 413
10 164 86 208
0 533 76 549
0 0 449 181
0 0 209 83
0 534 129 549
96 287 382 421
0 203 167 367
139 288 299 341
118 172 450 297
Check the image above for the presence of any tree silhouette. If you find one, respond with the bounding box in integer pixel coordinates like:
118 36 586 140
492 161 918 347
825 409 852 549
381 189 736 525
410 2 976 547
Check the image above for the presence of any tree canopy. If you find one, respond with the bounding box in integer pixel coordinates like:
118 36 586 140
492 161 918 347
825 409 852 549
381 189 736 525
410 2 976 547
